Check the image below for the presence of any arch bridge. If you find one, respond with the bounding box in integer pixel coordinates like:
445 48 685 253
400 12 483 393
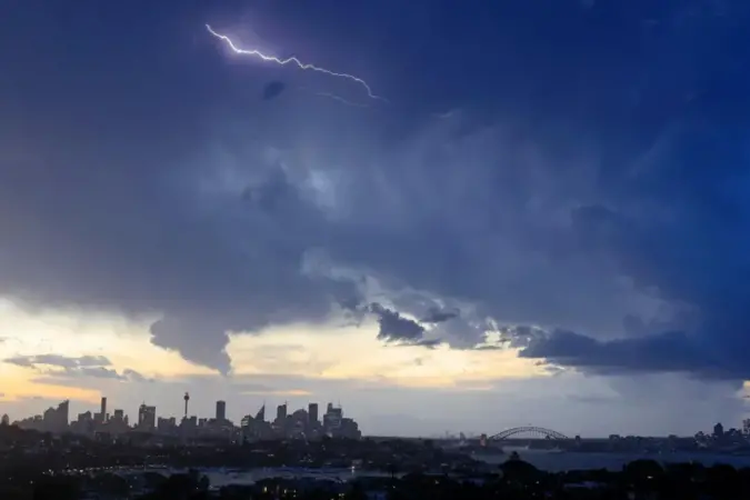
489 426 570 441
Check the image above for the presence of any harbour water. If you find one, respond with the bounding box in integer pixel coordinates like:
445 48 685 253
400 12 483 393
201 467 390 487
115 450 750 486
478 448 750 472
115 466 389 488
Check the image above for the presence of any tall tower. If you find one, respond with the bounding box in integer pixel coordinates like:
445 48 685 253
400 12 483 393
216 400 226 421
100 397 107 423
183 392 190 419
308 403 319 424
276 403 287 422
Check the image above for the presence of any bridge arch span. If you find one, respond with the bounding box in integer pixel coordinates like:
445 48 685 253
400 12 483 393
489 426 570 441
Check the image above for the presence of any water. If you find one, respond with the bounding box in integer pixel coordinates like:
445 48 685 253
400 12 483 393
203 467 391 487
478 448 750 472
115 466 390 487
111 450 750 486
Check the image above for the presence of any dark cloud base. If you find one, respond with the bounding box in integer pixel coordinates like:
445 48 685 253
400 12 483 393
2 0 750 382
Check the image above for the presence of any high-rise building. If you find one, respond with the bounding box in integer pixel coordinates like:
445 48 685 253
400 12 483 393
308 403 319 424
1 414 9 426
77 411 92 422
743 419 750 436
43 400 69 433
138 404 156 431
276 403 286 425
58 400 69 430
157 416 177 433
714 422 724 438
216 400 226 421
323 403 342 434
100 397 107 423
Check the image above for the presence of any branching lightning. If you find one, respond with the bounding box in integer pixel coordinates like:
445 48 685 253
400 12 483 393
206 24 386 103
314 91 369 108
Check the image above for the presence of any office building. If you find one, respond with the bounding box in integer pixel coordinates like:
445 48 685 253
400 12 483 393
323 403 342 433
308 403 319 424
138 404 156 431
216 400 226 421
276 403 287 422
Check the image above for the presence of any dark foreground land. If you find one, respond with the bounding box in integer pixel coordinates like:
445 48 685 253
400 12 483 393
3 426 750 499
7 459 750 500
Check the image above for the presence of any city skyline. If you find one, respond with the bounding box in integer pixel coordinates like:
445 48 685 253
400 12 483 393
9 394 362 441
8 393 750 440
3 0 750 438
6 387 750 440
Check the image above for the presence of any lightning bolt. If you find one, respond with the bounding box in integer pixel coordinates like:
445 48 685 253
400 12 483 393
206 24 387 103
314 91 369 108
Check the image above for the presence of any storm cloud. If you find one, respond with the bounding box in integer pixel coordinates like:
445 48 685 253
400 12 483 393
2 0 750 383
369 303 426 344
421 307 460 324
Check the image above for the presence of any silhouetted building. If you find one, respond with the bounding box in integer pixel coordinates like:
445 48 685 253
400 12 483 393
241 406 274 442
181 415 197 430
714 422 724 438
276 403 287 422
290 409 309 437
216 400 226 421
323 403 342 434
1 414 9 426
308 403 319 424
157 416 177 433
138 404 156 432
42 400 69 433
99 397 107 423
71 411 95 434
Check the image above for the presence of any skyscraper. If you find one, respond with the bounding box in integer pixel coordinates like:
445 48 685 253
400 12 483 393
276 403 287 422
308 403 319 424
323 402 342 434
45 400 69 433
714 422 724 438
58 400 69 429
216 400 226 421
100 397 107 423
138 404 156 431
255 404 265 421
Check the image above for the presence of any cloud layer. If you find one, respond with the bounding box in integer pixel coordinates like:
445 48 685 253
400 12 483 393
2 0 750 383
5 354 149 383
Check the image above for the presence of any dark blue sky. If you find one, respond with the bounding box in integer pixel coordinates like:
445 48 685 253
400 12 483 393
2 0 750 431
7 0 747 139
